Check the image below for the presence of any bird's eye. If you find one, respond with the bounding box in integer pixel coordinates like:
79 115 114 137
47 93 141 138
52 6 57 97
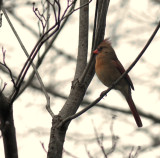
98 47 103 51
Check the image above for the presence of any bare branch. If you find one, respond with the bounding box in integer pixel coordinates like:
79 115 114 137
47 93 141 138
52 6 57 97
2 7 53 117
106 115 118 156
62 0 92 20
33 3 49 35
46 0 61 25
79 0 110 84
0 12 2 27
2 0 92 116
7 0 93 106
74 0 89 80
0 82 7 92
63 148 79 158
85 145 94 158
0 47 16 87
40 141 47 153
1 59 159 125
128 146 141 158
92 121 108 158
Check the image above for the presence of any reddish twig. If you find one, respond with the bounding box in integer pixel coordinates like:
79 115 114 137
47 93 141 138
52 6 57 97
9 1 93 106
62 0 93 20
10 1 61 103
33 3 49 35
46 0 61 24
40 141 47 153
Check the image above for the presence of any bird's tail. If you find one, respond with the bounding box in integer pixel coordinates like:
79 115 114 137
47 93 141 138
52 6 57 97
126 95 143 127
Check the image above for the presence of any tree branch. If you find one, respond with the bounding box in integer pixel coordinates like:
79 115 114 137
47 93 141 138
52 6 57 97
79 0 110 84
74 0 89 80
1 64 160 124
2 7 53 117
47 1 110 158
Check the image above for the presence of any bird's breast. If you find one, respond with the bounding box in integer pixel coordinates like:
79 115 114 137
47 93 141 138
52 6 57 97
95 59 117 87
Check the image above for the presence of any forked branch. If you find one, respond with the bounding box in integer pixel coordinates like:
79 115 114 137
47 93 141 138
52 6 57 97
8 1 90 105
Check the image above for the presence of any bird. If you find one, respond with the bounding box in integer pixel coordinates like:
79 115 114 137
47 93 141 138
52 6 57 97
93 38 142 127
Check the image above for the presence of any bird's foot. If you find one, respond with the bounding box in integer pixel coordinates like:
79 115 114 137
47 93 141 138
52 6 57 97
100 90 107 97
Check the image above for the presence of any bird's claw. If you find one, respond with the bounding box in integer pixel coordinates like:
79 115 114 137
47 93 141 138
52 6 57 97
100 90 107 97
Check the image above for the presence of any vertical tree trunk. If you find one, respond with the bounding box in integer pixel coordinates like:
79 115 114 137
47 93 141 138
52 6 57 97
47 1 110 158
0 94 18 158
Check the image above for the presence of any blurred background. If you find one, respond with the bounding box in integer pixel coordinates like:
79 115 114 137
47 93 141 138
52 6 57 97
0 0 160 157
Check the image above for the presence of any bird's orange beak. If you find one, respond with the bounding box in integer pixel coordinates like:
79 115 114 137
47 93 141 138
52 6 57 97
93 49 99 54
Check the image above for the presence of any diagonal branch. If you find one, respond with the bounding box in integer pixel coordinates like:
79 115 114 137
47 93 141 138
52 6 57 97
1 63 160 124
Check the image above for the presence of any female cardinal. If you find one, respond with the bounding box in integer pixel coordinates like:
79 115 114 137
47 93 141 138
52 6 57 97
93 39 142 127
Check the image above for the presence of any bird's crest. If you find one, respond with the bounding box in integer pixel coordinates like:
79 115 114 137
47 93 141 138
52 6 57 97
103 38 112 46
97 38 112 48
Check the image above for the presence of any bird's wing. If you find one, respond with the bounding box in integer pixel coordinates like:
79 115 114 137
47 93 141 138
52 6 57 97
112 59 134 90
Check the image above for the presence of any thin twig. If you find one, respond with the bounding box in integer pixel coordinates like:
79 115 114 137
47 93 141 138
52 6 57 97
0 82 7 92
0 12 2 27
12 1 68 94
91 0 99 51
0 47 16 87
129 147 134 158
63 149 79 158
33 3 48 34
2 7 53 117
47 0 57 24
2 1 91 117
106 115 118 156
92 121 108 158
85 145 94 158
37 0 76 67
134 146 141 158
40 141 47 153
61 0 92 20
58 20 160 128
129 146 141 158
17 2 76 97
